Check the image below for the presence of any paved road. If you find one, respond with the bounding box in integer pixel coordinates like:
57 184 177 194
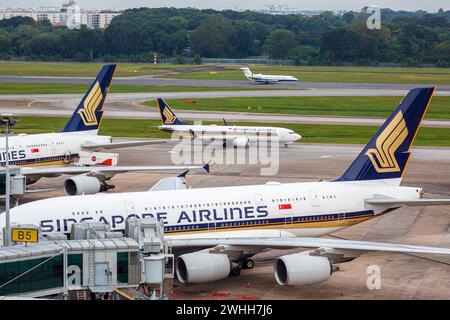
0 88 449 103
1 75 450 91
0 86 449 127
1 101 450 128
115 139 450 162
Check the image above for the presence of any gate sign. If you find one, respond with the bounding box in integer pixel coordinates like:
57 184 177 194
11 228 39 243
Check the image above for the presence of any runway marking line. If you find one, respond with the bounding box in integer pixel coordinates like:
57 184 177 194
132 100 148 109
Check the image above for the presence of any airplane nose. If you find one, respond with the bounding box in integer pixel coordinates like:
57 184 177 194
294 134 302 141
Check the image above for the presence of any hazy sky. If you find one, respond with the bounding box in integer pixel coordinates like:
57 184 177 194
0 0 448 11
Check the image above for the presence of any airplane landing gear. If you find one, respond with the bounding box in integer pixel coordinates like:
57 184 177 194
100 182 115 193
230 258 254 276
231 266 241 276
242 258 255 269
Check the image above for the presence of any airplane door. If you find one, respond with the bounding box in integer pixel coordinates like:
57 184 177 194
47 137 56 153
279 202 294 226
337 211 346 224
63 152 72 164
308 191 320 207
43 137 56 165
253 193 265 206
208 222 216 232
285 215 293 226
125 201 137 220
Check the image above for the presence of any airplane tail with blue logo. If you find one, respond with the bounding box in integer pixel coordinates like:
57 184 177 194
157 98 189 125
60 64 116 134
336 87 436 184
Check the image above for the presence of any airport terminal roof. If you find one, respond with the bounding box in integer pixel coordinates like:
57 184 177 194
0 238 139 261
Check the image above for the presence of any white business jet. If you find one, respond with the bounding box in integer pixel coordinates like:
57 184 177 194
240 67 298 83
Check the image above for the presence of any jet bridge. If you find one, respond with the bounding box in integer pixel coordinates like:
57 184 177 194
124 218 174 300
0 166 26 210
0 217 173 300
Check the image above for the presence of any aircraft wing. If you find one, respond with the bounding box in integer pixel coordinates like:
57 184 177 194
169 237 450 255
365 198 450 207
149 176 187 191
80 139 166 151
21 164 207 176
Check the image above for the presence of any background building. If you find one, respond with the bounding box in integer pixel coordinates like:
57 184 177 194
0 1 121 29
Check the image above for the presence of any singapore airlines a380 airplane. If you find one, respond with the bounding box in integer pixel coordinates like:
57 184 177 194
0 64 204 196
4 87 450 287
157 98 301 147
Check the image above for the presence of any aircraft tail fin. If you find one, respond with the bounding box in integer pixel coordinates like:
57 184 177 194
240 67 253 79
60 64 116 134
157 98 189 125
336 87 436 184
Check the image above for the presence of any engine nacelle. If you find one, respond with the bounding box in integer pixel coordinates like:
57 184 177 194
274 253 333 286
176 252 231 283
64 175 112 196
232 137 249 148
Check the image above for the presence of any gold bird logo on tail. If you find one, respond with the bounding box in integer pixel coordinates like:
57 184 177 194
163 107 176 124
366 111 408 173
78 81 103 126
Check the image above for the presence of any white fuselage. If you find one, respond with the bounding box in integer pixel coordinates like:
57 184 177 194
246 73 298 83
159 124 301 144
0 131 110 171
2 180 421 243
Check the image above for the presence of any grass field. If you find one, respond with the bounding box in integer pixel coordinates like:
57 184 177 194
11 116 450 146
0 61 200 77
0 83 271 94
173 65 450 84
1 62 450 84
144 96 450 119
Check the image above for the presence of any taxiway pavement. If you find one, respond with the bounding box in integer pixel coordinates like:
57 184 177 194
1 99 450 128
0 75 449 92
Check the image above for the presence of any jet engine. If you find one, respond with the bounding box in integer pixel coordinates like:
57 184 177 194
232 137 249 148
176 252 231 283
274 253 333 286
64 175 114 196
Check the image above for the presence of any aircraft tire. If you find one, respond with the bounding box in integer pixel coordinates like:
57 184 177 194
242 259 255 269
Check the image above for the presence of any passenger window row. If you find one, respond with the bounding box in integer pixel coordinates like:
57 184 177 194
167 219 271 231
297 215 334 222
143 200 252 211
272 197 307 203
26 144 47 148
272 195 338 203
72 210 103 216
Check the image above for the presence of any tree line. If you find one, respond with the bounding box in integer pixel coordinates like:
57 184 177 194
0 7 449 66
